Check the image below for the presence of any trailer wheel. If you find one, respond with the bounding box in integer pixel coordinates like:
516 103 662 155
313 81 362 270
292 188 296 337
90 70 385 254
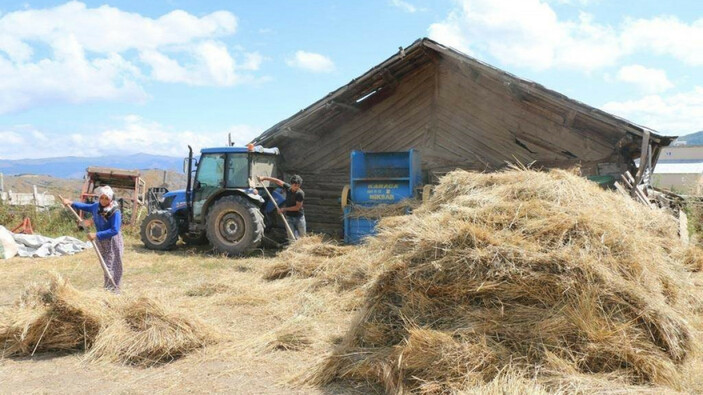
206 195 264 256
140 211 179 250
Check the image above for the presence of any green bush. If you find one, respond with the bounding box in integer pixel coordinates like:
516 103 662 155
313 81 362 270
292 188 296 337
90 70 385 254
0 203 146 240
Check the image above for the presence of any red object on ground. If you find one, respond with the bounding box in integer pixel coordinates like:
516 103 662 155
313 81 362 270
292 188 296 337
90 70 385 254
12 217 34 234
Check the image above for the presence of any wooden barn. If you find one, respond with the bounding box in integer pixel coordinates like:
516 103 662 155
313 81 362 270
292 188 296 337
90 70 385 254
252 38 675 235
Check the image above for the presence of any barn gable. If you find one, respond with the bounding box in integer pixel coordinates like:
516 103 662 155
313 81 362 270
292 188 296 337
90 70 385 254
253 38 674 235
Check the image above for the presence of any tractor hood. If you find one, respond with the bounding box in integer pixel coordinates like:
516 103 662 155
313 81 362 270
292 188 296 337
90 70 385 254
163 189 189 212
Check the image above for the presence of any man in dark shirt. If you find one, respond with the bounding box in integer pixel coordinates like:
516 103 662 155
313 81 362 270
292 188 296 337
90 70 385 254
258 174 306 241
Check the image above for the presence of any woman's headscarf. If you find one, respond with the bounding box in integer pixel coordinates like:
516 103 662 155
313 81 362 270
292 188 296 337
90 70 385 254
95 185 115 201
96 185 119 217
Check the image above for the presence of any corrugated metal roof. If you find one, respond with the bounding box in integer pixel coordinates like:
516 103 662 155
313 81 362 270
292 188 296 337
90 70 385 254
654 162 703 174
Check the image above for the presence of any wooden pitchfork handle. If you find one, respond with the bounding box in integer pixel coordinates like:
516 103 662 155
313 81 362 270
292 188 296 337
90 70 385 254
58 196 118 289
254 179 297 241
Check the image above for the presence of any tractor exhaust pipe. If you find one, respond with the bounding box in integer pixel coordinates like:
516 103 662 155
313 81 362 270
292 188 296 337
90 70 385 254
186 145 194 223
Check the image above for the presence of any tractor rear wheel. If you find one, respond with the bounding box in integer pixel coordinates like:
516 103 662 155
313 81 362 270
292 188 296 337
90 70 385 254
206 195 264 256
140 211 179 250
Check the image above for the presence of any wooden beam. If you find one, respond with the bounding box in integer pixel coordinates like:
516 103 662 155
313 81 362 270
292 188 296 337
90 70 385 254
632 129 650 191
281 127 317 141
326 101 360 113
381 68 398 88
564 110 578 127
505 81 526 100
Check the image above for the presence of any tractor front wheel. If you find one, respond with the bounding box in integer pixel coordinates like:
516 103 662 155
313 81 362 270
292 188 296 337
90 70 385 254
206 195 264 256
140 211 179 250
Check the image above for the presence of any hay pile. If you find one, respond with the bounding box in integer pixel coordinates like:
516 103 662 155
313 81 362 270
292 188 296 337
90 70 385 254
346 199 420 219
0 275 216 365
307 169 700 392
263 235 372 291
0 277 107 356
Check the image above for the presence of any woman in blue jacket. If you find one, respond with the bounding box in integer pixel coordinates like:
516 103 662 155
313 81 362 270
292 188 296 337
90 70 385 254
62 185 123 292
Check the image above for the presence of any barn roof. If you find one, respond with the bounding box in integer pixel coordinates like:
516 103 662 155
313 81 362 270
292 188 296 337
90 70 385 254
253 37 674 149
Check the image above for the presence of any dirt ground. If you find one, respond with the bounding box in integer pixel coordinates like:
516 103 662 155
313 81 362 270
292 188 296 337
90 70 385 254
1 237 702 394
0 238 374 394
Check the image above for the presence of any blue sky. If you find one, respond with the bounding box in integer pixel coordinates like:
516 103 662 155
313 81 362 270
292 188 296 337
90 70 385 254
0 0 701 159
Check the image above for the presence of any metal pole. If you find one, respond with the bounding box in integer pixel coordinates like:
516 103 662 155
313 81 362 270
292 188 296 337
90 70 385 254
33 185 38 212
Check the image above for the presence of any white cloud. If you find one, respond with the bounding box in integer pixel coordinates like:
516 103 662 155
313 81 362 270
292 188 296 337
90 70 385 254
0 2 262 114
75 117 261 157
0 131 25 145
547 0 600 5
621 16 703 66
428 0 621 72
286 51 335 73
0 117 262 159
391 0 419 13
241 52 264 71
428 0 703 72
601 87 703 135
0 125 57 158
139 43 263 86
0 36 148 113
615 65 673 93
0 2 237 54
138 50 189 84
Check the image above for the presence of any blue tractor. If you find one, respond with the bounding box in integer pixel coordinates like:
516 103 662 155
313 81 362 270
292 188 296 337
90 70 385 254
140 145 285 255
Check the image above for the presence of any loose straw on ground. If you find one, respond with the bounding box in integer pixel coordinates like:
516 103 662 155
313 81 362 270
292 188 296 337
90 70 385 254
0 275 216 366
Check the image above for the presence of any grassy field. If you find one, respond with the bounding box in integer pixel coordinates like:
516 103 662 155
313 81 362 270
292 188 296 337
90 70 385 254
0 237 373 394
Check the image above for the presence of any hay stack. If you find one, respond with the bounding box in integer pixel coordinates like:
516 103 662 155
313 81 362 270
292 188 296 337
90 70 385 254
309 169 699 392
0 275 216 366
0 276 110 356
263 235 370 290
345 199 419 219
88 297 217 366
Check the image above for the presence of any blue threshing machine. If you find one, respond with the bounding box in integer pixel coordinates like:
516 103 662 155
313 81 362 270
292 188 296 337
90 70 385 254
342 150 423 244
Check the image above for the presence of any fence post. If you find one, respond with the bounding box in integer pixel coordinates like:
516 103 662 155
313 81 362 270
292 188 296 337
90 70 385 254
33 185 39 212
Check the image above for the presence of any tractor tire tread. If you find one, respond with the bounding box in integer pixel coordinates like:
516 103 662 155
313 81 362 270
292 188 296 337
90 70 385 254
206 195 264 256
140 210 179 250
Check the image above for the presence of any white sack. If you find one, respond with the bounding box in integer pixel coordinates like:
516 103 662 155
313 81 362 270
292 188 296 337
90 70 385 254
0 225 19 259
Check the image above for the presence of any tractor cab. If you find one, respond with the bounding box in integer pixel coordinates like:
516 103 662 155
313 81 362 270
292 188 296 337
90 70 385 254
140 145 284 255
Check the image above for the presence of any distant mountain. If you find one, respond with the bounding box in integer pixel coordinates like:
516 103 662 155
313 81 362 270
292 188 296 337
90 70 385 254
675 131 703 146
1 174 83 197
0 153 182 179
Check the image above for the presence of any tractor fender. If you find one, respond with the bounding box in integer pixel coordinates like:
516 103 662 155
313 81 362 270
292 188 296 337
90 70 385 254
240 188 265 205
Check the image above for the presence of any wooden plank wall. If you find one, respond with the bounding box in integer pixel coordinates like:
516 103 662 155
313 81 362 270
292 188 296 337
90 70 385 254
274 55 629 235
275 61 437 236
430 60 626 178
